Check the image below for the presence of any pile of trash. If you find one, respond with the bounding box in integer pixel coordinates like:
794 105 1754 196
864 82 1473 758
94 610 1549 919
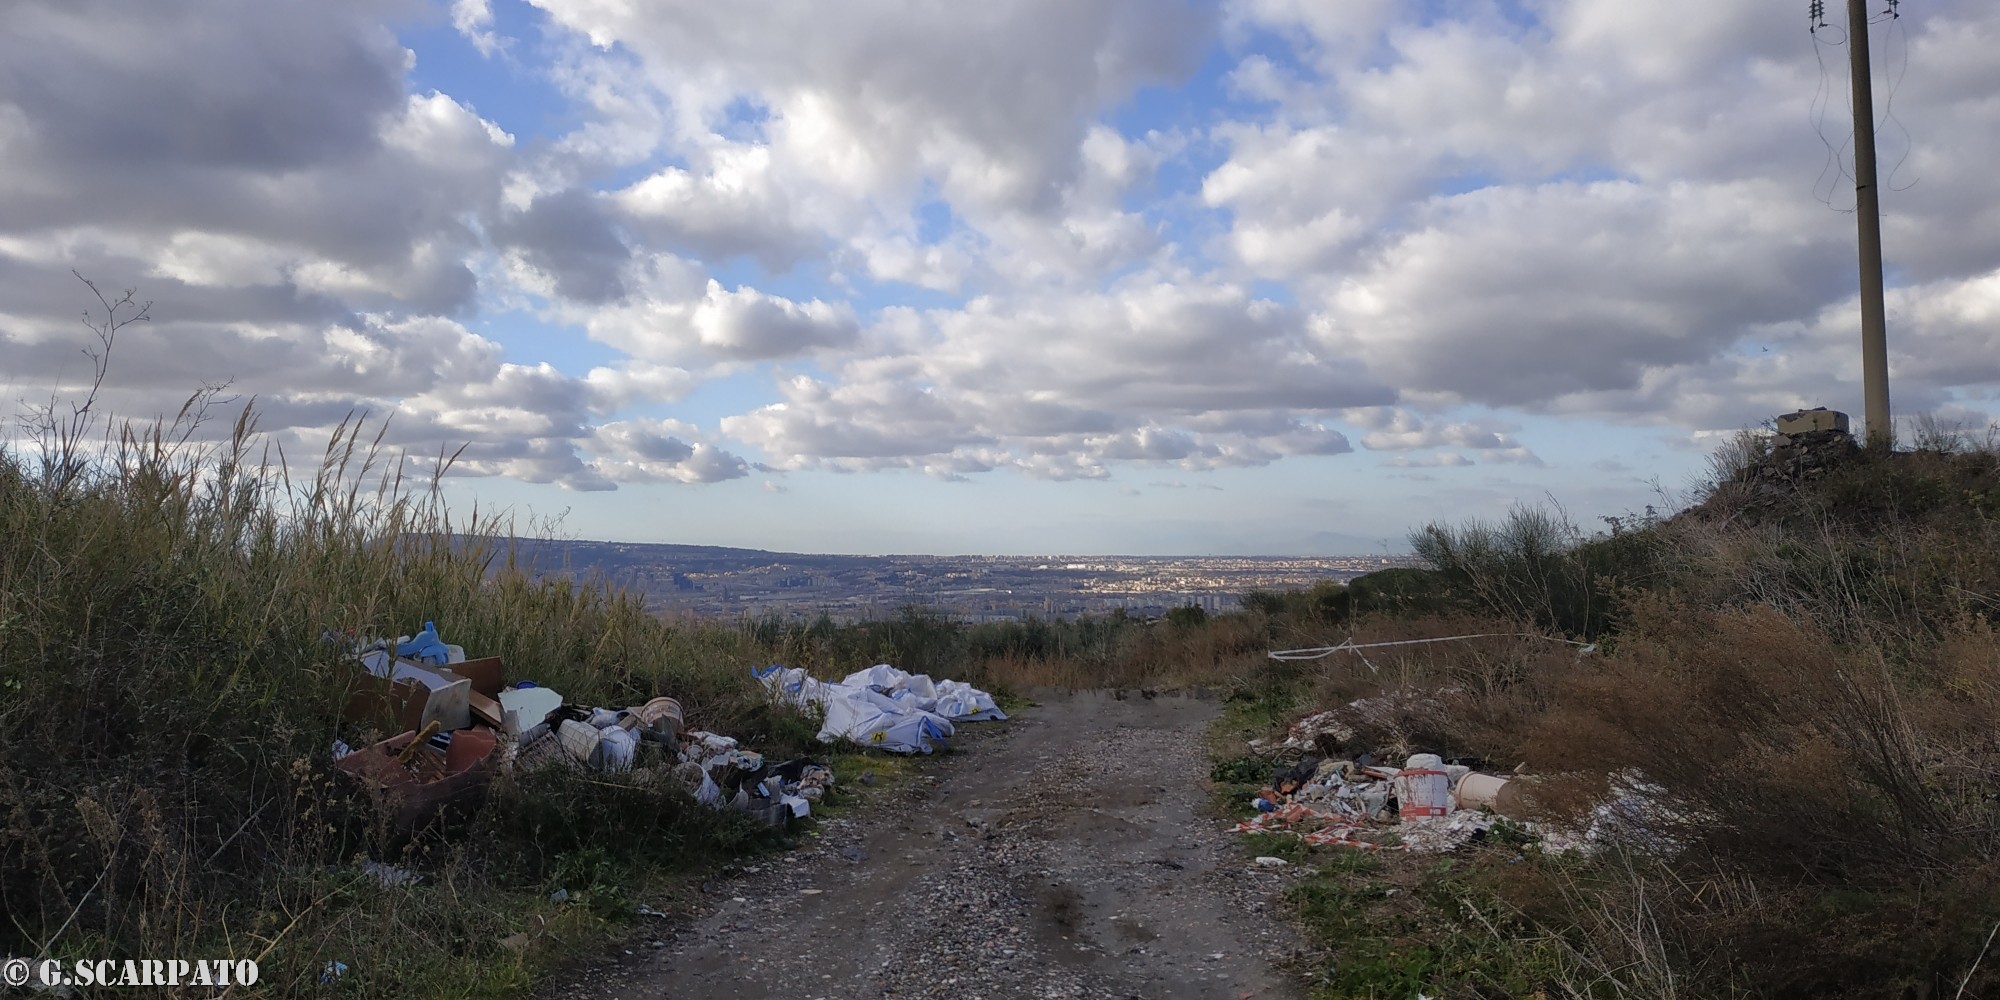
1235 699 1675 855
329 622 836 835
753 663 1007 753
1231 750 1530 853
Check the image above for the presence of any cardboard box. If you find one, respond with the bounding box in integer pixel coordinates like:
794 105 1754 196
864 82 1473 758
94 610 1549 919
343 657 489 733
445 656 507 728
343 674 430 734
335 727 499 835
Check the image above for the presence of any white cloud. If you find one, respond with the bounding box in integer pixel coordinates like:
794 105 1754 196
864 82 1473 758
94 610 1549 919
450 0 509 57
528 0 1210 294
1314 179 1848 406
1211 0 2000 439
572 259 861 363
590 418 749 484
1353 410 1515 452
8 0 2000 526
717 278 1388 476
583 361 698 411
610 147 825 270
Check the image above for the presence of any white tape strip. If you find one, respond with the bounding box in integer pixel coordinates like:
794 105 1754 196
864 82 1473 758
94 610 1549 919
1268 632 1596 668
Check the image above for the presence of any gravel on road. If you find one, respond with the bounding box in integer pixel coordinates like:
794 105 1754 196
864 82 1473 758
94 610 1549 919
548 688 1309 1000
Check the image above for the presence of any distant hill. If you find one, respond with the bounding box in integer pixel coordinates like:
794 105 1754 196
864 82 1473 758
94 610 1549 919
456 536 1404 620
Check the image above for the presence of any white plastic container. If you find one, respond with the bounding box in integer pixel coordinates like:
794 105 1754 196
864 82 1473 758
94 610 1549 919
558 719 604 768
1455 773 1509 812
1394 753 1452 819
498 687 563 737
598 727 636 772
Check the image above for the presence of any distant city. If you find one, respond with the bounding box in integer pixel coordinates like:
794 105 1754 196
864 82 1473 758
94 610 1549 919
502 540 1424 622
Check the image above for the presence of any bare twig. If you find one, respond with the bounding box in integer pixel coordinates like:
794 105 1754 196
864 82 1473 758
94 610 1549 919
38 865 110 954
22 272 151 498
1956 921 2000 999
205 797 275 864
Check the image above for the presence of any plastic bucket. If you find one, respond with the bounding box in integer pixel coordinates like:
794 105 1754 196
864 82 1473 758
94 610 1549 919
639 696 683 726
1454 773 1509 812
1395 753 1452 819
598 727 636 773
638 697 683 744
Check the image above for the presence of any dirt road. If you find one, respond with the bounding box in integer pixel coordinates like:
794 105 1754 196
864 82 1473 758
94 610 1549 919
558 688 1306 1000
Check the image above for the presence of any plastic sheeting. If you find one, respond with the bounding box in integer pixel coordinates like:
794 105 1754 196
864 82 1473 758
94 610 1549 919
839 664 1009 723
754 663 1007 754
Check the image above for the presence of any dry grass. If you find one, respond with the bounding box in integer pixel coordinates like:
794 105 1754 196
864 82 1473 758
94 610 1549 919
0 406 805 995
1218 427 2000 998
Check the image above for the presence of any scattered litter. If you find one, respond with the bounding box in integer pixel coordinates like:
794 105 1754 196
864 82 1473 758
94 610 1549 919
1397 809 1503 853
337 621 849 836
1252 856 1289 868
1234 696 1665 855
1540 770 1687 856
1231 752 1512 853
319 961 348 983
800 888 823 895
548 888 570 904
1248 710 1354 757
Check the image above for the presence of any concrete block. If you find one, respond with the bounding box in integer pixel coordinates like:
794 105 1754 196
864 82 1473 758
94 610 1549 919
1776 408 1850 435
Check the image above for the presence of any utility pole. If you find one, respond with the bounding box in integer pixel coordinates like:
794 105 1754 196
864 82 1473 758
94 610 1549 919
1846 0 1893 449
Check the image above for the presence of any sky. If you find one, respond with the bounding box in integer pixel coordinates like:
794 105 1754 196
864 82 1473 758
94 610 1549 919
3 0 1998 556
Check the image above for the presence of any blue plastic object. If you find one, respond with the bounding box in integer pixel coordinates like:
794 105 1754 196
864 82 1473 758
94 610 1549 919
395 621 449 665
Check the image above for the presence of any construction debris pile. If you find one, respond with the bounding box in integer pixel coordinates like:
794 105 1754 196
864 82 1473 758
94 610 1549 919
1231 750 1529 853
1234 695 1619 854
329 622 843 836
753 663 1007 754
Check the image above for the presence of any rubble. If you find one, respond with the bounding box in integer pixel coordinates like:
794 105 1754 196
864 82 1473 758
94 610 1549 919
1233 699 1680 857
1232 698 1546 854
1245 688 1457 761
